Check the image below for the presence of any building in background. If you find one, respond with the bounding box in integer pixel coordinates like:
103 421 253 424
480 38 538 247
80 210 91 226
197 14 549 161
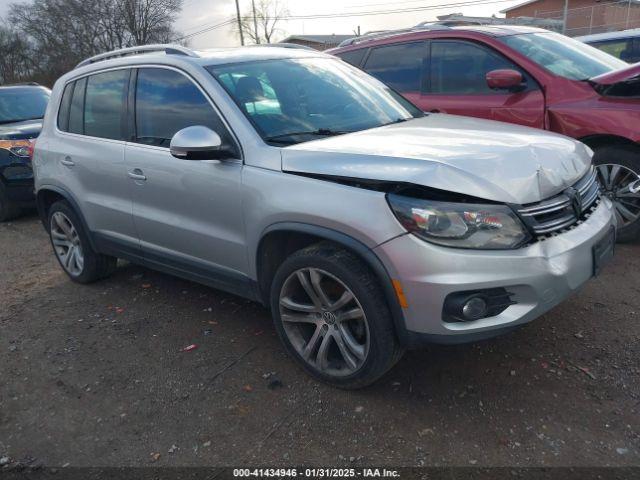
279 34 355 50
501 0 640 36
435 13 563 30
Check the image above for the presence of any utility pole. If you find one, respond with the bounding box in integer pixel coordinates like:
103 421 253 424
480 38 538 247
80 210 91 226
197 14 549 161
562 0 568 34
252 0 260 44
235 0 245 46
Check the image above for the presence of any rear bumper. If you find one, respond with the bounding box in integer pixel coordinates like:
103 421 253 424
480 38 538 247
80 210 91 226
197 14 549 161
375 198 616 345
1 159 35 205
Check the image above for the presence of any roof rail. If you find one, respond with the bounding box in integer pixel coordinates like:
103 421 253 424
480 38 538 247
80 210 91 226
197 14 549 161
336 23 451 48
265 42 317 51
75 44 199 69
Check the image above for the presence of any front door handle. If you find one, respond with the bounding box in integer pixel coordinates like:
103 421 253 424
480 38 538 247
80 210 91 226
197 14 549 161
128 169 146 181
60 156 75 167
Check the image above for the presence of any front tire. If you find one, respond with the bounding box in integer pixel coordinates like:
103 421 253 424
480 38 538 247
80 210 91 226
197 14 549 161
48 200 117 283
270 242 403 389
593 145 640 243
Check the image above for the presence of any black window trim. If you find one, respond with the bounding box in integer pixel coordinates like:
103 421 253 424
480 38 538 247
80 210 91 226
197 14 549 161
425 38 542 96
128 64 243 161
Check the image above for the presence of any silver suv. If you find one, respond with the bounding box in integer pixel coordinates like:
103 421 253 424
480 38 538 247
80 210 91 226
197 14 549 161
34 45 616 388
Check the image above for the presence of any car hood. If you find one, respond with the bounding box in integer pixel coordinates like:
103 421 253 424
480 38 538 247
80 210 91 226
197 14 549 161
590 63 640 85
281 115 592 205
0 119 43 140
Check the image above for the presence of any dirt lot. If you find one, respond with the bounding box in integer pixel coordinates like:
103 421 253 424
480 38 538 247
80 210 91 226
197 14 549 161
0 215 639 469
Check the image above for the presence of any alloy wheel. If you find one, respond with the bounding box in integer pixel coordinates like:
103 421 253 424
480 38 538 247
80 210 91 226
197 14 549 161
279 267 370 377
596 163 640 228
50 211 85 276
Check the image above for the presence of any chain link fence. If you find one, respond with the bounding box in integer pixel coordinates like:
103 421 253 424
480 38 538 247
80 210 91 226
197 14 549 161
532 0 640 36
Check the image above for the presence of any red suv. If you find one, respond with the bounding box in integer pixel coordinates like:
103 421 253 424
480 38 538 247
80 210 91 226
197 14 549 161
329 26 640 241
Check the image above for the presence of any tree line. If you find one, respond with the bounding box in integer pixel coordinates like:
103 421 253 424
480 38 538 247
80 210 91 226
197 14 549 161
0 0 183 87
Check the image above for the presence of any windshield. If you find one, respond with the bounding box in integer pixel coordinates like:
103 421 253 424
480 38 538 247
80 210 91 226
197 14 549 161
207 57 423 145
0 87 50 124
501 32 628 80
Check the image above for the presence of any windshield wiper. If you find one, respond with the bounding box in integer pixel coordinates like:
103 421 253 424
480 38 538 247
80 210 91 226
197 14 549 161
265 128 352 144
381 118 409 127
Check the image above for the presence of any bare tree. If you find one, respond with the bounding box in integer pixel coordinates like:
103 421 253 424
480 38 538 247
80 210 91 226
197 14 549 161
237 0 288 44
117 0 183 45
6 0 183 86
0 25 35 84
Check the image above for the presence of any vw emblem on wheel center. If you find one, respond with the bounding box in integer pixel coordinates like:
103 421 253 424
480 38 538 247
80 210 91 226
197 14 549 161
322 311 337 324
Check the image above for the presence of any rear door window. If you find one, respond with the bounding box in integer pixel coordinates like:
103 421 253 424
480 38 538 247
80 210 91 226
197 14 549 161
84 70 128 140
134 67 233 148
363 42 425 92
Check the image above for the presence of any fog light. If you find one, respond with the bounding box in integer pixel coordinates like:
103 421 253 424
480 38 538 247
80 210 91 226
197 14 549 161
442 287 516 323
462 297 488 320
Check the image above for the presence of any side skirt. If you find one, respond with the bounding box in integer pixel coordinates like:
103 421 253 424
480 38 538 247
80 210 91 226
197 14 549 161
93 232 260 303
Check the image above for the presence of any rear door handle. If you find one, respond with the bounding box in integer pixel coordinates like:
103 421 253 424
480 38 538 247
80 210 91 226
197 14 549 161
60 156 75 167
128 169 146 181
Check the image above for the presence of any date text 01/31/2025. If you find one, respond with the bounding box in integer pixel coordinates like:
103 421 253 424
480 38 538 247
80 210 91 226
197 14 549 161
232 468 400 478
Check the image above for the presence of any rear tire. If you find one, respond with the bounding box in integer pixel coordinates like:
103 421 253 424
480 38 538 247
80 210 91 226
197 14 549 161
593 145 640 243
270 242 403 389
48 200 117 283
0 184 21 222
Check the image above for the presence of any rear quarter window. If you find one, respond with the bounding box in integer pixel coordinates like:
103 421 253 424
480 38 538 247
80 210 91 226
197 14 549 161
57 83 74 131
336 49 367 67
68 78 86 135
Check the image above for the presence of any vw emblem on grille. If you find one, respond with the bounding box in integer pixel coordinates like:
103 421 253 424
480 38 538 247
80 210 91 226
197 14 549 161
565 186 583 218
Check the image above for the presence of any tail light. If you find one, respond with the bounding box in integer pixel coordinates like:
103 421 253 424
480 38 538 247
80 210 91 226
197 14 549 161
27 139 36 161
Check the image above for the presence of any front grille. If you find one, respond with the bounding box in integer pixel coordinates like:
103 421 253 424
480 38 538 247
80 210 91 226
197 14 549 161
517 167 601 237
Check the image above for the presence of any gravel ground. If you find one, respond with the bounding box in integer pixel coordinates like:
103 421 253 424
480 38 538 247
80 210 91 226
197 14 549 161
1 215 639 469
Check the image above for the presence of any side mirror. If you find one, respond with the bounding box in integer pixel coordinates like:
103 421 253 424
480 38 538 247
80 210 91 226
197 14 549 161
486 69 525 92
169 126 231 160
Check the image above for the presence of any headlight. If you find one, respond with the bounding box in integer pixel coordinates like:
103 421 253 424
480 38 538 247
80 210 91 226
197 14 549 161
388 194 531 249
0 139 33 158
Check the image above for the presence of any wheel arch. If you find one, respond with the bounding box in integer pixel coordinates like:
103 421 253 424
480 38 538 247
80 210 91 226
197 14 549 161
256 222 410 346
36 185 97 251
579 134 639 151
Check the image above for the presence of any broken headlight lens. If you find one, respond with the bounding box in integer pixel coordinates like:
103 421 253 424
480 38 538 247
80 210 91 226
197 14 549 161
388 194 530 249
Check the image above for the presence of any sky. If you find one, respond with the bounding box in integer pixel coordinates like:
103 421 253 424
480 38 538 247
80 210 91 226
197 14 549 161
0 0 526 49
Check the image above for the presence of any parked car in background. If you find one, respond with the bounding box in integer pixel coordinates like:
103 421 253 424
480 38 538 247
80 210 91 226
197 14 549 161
577 28 640 64
0 83 50 221
34 45 615 388
329 26 640 241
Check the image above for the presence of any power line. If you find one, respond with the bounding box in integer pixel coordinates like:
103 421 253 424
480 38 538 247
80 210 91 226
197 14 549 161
177 0 518 41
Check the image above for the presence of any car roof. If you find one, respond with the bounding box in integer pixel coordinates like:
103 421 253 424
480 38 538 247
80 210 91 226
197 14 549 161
192 45 330 65
329 25 549 52
576 28 640 42
70 44 330 77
